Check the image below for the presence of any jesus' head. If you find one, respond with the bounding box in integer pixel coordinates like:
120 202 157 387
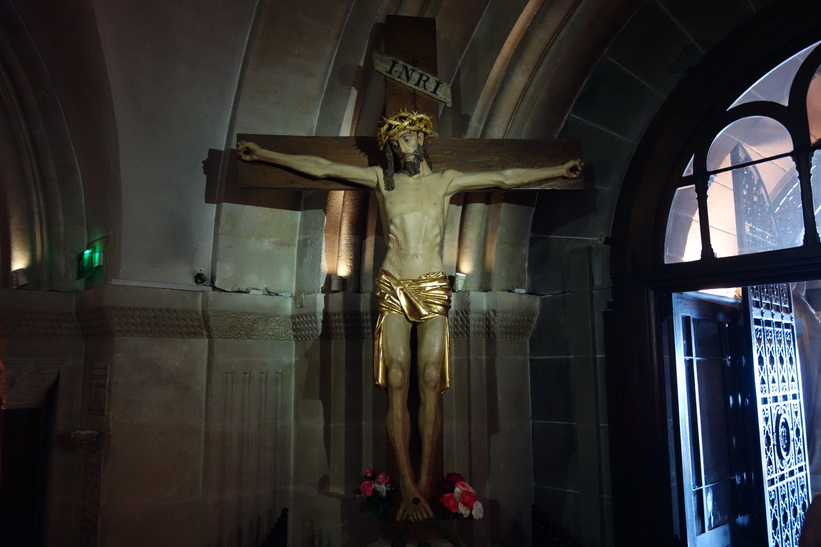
377 111 435 191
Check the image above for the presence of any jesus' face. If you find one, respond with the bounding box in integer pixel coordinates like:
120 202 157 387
389 131 426 176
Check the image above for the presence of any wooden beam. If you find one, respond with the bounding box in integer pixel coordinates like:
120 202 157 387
235 134 583 191
385 15 440 121
232 17 584 195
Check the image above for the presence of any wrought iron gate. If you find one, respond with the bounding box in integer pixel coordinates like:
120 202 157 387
746 284 812 547
669 285 813 545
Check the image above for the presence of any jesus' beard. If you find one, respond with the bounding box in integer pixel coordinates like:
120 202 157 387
399 147 426 176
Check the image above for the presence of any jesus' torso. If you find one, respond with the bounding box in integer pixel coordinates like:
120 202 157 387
375 170 456 280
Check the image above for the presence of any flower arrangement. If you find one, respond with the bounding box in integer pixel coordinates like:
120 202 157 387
392 472 484 546
354 468 393 520
353 469 483 546
437 472 484 520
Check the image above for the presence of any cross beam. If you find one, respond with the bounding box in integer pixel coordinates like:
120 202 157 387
235 134 583 191
233 15 583 193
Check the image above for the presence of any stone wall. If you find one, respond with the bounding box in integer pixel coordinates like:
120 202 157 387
0 285 539 546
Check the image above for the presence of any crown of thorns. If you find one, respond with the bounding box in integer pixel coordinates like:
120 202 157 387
377 111 435 149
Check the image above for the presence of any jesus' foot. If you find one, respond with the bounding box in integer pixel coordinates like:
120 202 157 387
396 484 434 523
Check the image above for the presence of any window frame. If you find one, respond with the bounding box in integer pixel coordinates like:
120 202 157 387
661 44 821 269
608 9 821 546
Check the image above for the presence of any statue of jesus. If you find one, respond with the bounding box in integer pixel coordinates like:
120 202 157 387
237 111 582 522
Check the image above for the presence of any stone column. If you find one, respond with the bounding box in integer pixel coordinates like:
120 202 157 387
446 290 539 546
201 290 295 546
76 285 209 546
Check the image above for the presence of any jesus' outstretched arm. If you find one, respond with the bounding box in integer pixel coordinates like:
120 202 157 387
237 139 381 189
444 158 583 195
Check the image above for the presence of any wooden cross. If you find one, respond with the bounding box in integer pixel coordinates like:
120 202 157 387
235 15 583 192
225 17 584 537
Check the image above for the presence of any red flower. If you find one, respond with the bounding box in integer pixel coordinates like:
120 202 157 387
454 481 471 492
445 472 464 483
359 480 374 497
459 489 478 509
439 492 460 513
363 468 374 478
376 472 390 484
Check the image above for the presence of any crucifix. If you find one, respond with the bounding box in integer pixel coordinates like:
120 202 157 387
235 15 583 523
235 16 582 193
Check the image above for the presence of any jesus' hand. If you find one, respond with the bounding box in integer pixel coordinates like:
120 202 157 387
564 159 583 178
237 140 261 162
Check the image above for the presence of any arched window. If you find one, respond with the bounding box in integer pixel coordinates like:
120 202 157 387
665 41 821 264
609 9 821 545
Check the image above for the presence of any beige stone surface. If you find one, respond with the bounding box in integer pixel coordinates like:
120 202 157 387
0 280 541 546
213 204 302 293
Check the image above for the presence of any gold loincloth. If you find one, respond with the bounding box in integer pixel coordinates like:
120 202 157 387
373 269 452 393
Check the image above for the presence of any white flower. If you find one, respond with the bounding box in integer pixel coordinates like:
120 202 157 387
458 502 471 518
374 483 389 497
472 501 484 519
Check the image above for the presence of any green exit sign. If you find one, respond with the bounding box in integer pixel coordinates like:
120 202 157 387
78 248 104 279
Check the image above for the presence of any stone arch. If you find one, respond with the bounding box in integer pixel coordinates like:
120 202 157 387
608 3 821 544
0 2 87 291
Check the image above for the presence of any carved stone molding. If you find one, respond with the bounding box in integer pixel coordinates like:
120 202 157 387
204 311 292 340
492 310 540 339
451 310 491 338
450 310 538 339
320 311 373 340
0 292 537 342
0 360 62 409
78 307 206 339
291 313 321 341
0 309 82 339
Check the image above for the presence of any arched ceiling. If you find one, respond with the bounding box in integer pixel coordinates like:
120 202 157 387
235 0 643 141
224 0 647 293
0 0 788 290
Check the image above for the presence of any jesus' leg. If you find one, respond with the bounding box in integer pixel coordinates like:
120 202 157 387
382 313 433 522
415 315 446 504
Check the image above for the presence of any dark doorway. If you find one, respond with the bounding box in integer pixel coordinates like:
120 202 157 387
0 384 56 547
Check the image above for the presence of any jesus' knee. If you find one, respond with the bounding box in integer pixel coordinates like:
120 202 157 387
387 364 410 393
384 341 410 387
418 363 441 394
